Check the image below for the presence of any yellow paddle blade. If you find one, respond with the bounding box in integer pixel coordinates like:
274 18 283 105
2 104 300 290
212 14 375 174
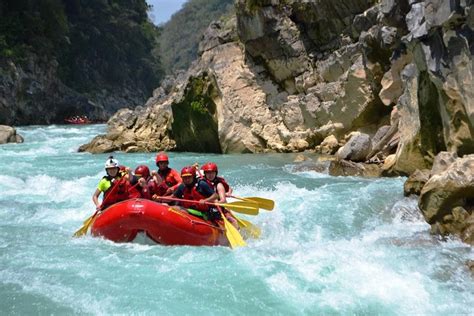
222 215 246 248
245 197 275 211
218 201 259 215
234 215 261 239
72 213 97 237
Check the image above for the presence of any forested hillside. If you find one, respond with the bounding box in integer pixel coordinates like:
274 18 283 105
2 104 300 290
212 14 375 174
159 0 233 74
0 0 162 124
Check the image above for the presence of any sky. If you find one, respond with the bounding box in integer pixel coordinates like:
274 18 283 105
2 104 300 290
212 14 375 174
146 0 188 25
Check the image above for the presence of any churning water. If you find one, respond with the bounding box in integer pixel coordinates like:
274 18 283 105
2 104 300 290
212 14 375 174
0 125 472 314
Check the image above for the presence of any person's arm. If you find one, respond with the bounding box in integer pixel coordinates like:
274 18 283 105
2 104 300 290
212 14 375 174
168 169 182 192
216 183 227 203
203 192 218 203
92 188 102 211
197 181 218 204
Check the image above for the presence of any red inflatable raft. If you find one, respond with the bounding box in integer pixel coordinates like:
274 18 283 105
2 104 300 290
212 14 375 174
91 198 229 246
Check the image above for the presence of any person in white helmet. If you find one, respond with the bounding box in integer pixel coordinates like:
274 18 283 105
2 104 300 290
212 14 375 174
92 156 131 211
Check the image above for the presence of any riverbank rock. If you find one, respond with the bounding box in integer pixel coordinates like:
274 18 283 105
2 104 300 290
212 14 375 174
328 159 382 177
0 125 24 144
419 154 474 245
335 132 372 162
403 169 430 196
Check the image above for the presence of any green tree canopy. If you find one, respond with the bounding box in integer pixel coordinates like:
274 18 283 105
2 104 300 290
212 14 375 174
159 0 233 74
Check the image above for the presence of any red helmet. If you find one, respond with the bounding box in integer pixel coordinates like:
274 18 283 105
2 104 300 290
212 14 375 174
181 166 196 177
155 152 169 163
134 165 150 179
201 162 218 173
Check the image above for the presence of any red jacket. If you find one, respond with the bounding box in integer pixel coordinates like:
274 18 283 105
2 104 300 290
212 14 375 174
158 167 182 193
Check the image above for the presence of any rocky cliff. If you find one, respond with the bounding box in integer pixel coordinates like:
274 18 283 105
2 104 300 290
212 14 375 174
0 0 162 125
81 0 473 176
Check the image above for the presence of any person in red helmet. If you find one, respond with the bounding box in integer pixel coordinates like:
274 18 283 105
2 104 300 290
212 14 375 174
172 166 219 220
153 152 182 196
129 165 152 199
201 162 237 227
201 162 233 203
92 156 131 211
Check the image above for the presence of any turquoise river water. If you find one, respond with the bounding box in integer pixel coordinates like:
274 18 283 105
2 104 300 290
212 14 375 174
0 124 472 315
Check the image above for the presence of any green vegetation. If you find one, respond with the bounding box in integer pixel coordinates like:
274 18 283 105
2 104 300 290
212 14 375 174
0 0 163 95
171 75 221 153
159 0 233 74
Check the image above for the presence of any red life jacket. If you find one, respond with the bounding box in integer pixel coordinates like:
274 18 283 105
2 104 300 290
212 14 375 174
204 176 230 193
149 180 168 196
181 182 209 212
158 168 180 188
102 176 130 208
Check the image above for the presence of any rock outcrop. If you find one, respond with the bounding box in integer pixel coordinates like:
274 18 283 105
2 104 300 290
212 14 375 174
81 0 473 180
378 0 474 175
418 153 474 245
0 56 105 125
82 0 389 153
0 125 23 144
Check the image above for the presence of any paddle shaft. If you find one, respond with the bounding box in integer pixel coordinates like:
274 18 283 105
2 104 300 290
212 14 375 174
74 179 138 237
158 196 222 208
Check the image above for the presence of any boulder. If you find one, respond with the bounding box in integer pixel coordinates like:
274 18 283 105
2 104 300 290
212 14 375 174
0 125 24 144
328 159 382 177
318 134 340 155
403 169 430 196
419 155 474 245
430 151 458 176
336 132 372 162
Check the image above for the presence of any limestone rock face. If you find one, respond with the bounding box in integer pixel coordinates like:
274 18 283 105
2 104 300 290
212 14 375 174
81 0 474 169
378 0 474 175
0 125 24 144
81 1 386 154
419 154 474 244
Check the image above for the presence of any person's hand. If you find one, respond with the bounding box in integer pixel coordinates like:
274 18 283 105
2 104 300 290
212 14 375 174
165 188 173 195
138 178 147 187
151 170 157 176
96 204 102 211
199 199 206 205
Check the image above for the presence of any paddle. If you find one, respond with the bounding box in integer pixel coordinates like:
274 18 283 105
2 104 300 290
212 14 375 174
158 196 259 215
73 210 99 237
73 177 131 237
230 195 275 211
216 206 246 248
233 214 261 239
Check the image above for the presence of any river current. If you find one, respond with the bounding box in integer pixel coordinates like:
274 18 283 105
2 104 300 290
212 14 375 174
0 124 472 315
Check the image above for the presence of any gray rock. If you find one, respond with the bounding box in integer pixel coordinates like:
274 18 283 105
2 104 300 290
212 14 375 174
0 125 23 144
336 133 372 162
328 159 382 177
431 151 458 176
419 155 474 244
404 169 430 196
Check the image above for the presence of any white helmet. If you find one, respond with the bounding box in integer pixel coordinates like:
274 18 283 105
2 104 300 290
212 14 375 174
104 156 119 169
